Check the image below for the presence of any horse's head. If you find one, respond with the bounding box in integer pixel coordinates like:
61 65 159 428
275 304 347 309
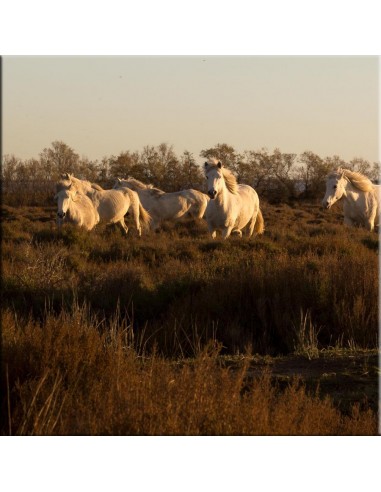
204 160 223 199
322 170 346 209
113 178 122 189
61 172 73 181
55 184 78 220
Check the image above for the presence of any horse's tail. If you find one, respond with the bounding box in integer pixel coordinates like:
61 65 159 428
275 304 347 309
254 208 265 234
125 187 151 230
138 202 152 229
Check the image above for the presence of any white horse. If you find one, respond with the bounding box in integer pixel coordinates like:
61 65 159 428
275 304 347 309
55 185 100 231
113 177 209 230
56 174 151 236
204 159 265 239
322 167 380 231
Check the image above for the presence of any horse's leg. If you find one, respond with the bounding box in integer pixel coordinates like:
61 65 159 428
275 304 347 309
193 202 206 220
247 212 257 237
343 216 354 227
207 223 217 238
364 207 377 232
127 190 142 237
119 218 129 235
129 199 142 237
364 218 374 232
151 218 160 231
221 226 233 239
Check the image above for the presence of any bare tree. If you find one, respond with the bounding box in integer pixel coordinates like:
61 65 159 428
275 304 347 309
200 143 242 173
39 141 80 180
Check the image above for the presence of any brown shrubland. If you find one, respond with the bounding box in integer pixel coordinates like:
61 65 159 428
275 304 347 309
1 199 379 435
1 306 377 435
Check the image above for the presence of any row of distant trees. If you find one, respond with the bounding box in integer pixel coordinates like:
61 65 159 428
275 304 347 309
2 141 380 205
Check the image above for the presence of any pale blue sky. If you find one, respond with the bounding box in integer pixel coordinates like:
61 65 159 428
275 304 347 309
3 56 379 163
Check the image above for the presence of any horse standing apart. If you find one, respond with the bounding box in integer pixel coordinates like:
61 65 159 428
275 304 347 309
113 177 210 230
322 168 380 231
204 159 265 239
55 185 99 231
56 174 151 236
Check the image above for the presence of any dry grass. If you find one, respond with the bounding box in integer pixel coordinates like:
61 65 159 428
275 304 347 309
2 201 378 355
1 199 379 434
1 305 377 435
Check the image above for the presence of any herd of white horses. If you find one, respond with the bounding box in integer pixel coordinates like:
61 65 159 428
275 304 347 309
55 158 380 238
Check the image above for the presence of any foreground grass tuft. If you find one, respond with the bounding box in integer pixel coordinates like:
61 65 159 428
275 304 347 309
1 306 377 435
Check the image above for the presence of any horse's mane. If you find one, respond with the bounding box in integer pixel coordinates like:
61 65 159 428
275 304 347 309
148 187 166 196
205 158 238 195
127 177 165 195
57 174 103 192
330 168 374 193
126 177 150 189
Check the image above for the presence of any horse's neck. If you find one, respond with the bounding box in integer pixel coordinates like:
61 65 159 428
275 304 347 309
87 188 102 205
129 180 146 190
215 183 231 210
343 181 362 203
67 199 80 221
342 182 370 217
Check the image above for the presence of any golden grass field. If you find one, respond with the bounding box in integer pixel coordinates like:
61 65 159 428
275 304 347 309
1 197 379 435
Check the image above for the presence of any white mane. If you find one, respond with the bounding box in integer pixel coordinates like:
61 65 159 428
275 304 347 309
330 168 374 193
125 177 165 195
126 177 150 189
56 173 103 193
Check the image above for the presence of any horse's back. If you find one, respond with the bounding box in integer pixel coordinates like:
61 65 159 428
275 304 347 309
93 189 130 222
238 183 257 197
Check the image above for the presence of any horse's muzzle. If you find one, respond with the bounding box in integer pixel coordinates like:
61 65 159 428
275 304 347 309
208 190 217 199
57 212 66 219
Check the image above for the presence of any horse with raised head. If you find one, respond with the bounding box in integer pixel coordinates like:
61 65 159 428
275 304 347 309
113 177 209 230
322 167 380 231
55 184 99 231
203 159 265 239
56 174 151 236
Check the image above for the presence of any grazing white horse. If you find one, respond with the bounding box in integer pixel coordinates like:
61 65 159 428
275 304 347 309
55 185 100 231
57 174 151 236
113 177 210 230
204 159 265 239
322 168 380 231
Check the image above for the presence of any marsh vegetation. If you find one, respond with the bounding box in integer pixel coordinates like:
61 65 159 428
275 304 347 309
1 197 378 435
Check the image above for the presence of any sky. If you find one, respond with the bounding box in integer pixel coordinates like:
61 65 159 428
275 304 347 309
3 56 379 165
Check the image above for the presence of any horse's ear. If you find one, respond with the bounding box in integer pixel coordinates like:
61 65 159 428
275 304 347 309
61 172 69 180
217 161 222 168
